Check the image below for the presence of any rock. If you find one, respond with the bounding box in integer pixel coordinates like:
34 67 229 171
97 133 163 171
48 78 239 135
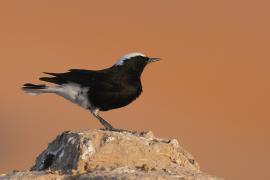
1 129 222 180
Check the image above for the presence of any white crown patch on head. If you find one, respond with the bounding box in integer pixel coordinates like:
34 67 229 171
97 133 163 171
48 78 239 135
114 52 146 66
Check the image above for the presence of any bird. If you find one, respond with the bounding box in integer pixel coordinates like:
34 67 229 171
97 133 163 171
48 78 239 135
22 52 160 131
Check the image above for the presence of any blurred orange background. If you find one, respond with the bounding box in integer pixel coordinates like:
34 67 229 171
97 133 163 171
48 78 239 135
0 1 269 179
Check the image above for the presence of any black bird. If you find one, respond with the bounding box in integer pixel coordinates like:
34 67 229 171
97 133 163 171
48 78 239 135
22 53 160 131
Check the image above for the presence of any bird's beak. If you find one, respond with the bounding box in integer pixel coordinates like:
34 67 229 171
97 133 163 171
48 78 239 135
148 57 161 63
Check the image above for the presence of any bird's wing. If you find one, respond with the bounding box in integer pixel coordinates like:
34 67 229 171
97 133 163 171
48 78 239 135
40 69 123 91
39 69 97 86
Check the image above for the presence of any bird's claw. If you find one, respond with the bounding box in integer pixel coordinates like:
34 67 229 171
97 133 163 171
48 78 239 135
103 127 131 133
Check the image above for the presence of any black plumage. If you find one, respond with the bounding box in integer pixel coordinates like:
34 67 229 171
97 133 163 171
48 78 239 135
22 53 160 131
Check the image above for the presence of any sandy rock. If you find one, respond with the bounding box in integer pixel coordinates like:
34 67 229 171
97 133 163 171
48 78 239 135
1 129 222 180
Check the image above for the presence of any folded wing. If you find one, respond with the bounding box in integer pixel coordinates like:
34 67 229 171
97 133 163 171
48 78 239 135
40 69 97 86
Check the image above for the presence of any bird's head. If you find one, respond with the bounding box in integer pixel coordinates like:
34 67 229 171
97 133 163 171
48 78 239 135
113 52 160 76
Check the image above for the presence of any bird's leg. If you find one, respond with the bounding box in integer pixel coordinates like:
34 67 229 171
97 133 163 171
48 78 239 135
95 114 114 130
91 109 114 130
90 109 129 132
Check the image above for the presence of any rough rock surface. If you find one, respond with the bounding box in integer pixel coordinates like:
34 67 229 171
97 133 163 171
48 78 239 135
1 129 222 180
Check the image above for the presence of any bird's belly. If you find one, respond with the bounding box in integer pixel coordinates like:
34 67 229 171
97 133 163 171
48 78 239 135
90 87 141 111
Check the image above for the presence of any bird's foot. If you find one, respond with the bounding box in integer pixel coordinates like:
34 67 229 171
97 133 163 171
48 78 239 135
101 127 134 133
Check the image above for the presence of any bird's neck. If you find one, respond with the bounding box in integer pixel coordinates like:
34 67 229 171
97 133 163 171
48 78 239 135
111 65 144 80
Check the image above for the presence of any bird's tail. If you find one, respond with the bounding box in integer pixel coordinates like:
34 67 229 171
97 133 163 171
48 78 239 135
22 83 52 96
